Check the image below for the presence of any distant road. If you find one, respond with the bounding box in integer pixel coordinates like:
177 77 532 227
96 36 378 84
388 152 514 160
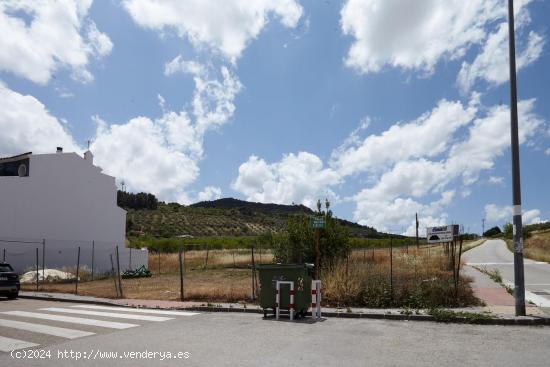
463 239 550 308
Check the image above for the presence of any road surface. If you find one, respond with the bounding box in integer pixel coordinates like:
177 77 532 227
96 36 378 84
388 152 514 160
464 239 550 309
0 298 549 366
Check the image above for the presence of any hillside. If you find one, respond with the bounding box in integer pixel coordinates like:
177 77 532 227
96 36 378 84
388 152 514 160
125 197 381 238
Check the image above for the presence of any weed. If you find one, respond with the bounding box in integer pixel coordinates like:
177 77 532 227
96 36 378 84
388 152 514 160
428 308 494 324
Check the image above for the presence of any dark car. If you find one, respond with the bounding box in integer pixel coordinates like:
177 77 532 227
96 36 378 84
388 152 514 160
0 263 20 299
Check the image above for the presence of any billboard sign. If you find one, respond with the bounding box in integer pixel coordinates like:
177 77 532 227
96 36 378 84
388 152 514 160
427 225 459 244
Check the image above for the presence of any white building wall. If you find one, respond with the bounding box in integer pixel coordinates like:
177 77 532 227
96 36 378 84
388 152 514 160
0 152 147 274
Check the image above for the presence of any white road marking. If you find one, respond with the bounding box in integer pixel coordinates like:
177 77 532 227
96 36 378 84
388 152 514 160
466 262 547 266
503 281 550 308
1 311 138 329
39 307 173 322
0 336 39 352
0 318 94 339
72 305 200 316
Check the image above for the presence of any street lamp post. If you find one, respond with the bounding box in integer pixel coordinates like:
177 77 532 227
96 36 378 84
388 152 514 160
507 0 526 316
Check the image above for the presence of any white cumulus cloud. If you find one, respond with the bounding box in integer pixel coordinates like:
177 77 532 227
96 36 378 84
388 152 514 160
331 98 478 176
347 98 543 230
458 18 544 93
340 0 504 74
0 82 80 155
0 0 113 84
232 152 341 208
485 204 543 225
91 65 241 203
197 186 222 202
123 0 303 61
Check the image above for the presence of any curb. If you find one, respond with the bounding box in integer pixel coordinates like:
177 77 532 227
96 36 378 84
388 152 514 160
18 293 550 326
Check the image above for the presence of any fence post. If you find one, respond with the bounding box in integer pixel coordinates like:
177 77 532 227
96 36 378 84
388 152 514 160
42 239 45 280
110 254 119 298
204 244 210 269
115 246 124 298
91 241 95 281
35 247 39 292
75 246 81 295
251 244 256 300
183 246 186 273
455 237 464 303
389 237 393 304
179 246 184 302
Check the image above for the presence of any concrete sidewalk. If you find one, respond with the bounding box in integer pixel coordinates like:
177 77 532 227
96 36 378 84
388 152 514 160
462 265 546 316
17 290 550 325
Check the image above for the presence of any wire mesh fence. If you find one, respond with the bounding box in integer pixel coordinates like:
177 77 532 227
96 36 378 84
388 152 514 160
1 236 147 298
2 235 477 307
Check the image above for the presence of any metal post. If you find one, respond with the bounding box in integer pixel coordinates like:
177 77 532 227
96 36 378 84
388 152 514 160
75 246 81 295
178 246 184 302
183 246 186 273
115 246 123 298
389 237 393 303
508 0 526 316
91 241 95 281
110 254 119 298
415 213 419 249
275 282 280 320
204 244 210 269
315 229 321 279
251 245 256 300
35 248 39 291
456 237 464 302
42 239 45 280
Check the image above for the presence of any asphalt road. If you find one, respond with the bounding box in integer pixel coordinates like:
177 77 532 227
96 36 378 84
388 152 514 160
0 299 549 366
464 239 550 308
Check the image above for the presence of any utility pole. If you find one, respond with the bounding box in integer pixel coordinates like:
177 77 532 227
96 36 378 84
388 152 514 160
415 213 419 249
482 218 485 237
507 0 526 316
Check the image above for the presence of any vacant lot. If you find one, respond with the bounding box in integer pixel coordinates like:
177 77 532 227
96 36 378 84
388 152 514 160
23 244 478 308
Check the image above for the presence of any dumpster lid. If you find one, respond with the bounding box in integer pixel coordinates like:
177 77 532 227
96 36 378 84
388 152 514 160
257 263 314 270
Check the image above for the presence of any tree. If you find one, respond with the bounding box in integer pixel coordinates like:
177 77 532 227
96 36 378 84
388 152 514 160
483 226 502 237
273 199 350 268
117 190 158 210
503 222 531 240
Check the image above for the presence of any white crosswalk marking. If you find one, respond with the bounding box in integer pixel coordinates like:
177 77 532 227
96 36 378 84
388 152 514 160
1 311 138 329
72 304 200 316
0 336 39 352
0 318 95 339
39 307 173 322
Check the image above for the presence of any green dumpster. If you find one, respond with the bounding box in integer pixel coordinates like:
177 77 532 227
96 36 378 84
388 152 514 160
258 263 314 318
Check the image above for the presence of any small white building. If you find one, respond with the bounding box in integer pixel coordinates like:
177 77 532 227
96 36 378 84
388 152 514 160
0 148 146 274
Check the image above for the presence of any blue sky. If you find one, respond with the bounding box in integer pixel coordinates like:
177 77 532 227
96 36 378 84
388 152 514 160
0 0 549 235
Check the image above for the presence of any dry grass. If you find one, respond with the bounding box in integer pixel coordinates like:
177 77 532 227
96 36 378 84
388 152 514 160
522 230 550 263
22 249 271 302
22 245 479 307
322 245 479 308
148 249 274 273
22 268 253 302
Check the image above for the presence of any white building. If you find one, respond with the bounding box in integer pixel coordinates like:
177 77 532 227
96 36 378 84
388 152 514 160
0 148 147 274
